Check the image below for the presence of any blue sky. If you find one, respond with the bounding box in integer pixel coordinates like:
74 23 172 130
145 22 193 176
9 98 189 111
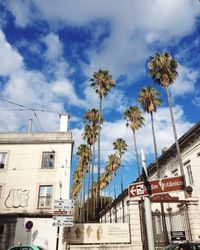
0 0 200 197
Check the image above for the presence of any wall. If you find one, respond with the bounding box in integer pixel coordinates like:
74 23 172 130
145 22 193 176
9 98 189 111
0 141 72 214
14 217 59 250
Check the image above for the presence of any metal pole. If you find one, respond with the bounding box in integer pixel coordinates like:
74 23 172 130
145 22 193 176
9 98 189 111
141 149 155 250
56 226 60 250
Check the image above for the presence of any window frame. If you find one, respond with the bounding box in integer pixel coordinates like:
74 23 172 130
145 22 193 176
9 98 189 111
0 152 8 170
41 152 55 169
186 164 194 185
37 185 53 209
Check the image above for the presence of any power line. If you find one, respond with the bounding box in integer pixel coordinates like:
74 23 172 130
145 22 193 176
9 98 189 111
0 97 59 114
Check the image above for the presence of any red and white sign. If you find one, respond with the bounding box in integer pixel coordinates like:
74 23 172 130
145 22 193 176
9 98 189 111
129 176 185 198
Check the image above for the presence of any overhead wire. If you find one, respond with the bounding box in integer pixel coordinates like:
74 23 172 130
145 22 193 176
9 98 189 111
0 97 59 114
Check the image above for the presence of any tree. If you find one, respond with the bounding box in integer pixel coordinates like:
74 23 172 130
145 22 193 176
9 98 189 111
113 138 128 192
148 53 184 177
137 85 162 177
90 69 115 219
82 124 93 221
106 154 120 199
124 106 144 180
84 108 100 220
76 144 91 222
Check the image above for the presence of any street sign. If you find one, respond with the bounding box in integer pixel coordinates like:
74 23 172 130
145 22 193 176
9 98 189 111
53 216 74 222
52 221 74 227
25 221 33 230
170 231 186 241
129 176 185 198
54 205 74 211
53 210 74 216
54 199 74 205
54 199 74 211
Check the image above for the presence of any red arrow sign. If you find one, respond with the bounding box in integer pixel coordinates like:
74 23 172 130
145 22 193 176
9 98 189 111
128 176 185 198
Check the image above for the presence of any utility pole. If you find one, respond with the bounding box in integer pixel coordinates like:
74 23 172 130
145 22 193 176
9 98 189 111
56 181 62 250
141 149 155 250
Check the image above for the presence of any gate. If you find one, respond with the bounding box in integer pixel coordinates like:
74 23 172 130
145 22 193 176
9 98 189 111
140 195 192 249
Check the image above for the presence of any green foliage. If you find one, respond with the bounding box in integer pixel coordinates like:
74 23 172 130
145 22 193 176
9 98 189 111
124 106 144 131
137 85 162 113
148 53 178 87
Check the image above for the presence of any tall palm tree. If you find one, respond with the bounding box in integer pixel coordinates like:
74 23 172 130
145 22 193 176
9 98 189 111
113 138 128 223
106 154 120 222
90 69 115 218
124 106 144 180
148 53 184 177
137 86 162 177
113 138 128 192
106 154 120 199
76 144 91 222
84 108 100 220
82 124 94 222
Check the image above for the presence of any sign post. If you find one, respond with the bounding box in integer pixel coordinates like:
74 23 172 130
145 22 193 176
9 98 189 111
53 198 74 250
25 220 33 245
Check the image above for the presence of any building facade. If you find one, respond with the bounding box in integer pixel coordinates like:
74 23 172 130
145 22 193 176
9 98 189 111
0 113 74 250
100 121 200 249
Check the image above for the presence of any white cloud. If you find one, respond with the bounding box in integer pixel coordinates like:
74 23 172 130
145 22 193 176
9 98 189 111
6 0 33 27
42 33 63 60
4 0 200 81
51 79 87 108
0 30 23 76
171 65 199 97
0 29 88 132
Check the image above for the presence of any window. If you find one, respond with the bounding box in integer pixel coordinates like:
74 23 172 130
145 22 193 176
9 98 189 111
38 185 53 208
186 164 194 185
0 225 4 234
0 152 7 169
41 152 55 169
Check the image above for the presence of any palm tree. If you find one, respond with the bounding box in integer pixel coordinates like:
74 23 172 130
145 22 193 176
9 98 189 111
148 53 184 177
113 138 127 223
137 86 162 177
124 106 144 180
90 69 115 218
76 144 91 222
84 108 100 220
106 154 120 199
113 138 128 192
106 154 120 222
82 124 94 222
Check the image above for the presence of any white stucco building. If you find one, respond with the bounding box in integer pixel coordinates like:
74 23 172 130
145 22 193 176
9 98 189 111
0 113 74 250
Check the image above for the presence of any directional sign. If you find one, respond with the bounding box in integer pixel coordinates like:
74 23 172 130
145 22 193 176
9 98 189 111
54 199 74 205
54 204 74 210
129 176 185 198
52 221 74 227
53 210 74 216
53 216 74 222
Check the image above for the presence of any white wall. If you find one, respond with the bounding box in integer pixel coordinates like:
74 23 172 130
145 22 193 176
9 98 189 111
0 142 72 214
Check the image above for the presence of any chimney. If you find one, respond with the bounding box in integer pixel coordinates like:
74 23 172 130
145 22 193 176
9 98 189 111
161 147 168 154
59 113 70 132
28 119 33 133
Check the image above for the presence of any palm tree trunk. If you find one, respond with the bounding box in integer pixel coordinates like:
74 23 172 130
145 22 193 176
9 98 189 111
87 154 91 222
119 161 123 192
114 172 117 223
133 130 141 181
114 172 116 199
91 142 95 221
82 176 86 223
165 87 184 176
150 112 159 178
97 96 102 220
